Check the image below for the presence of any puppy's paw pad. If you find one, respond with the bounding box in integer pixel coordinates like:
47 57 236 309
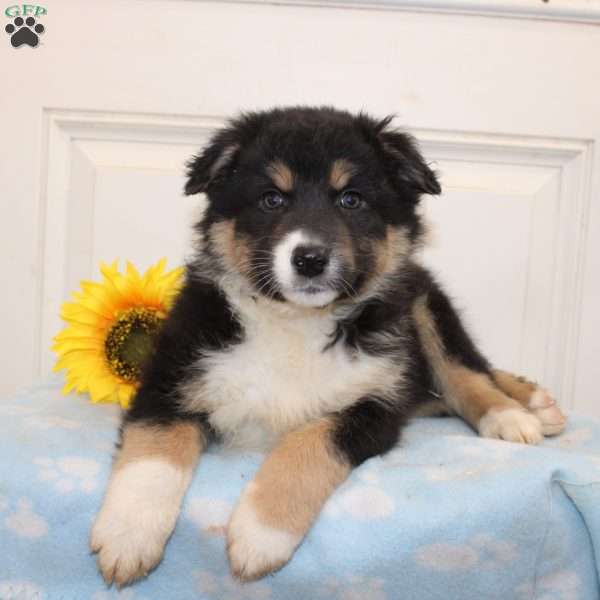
529 389 567 436
479 408 543 444
90 509 168 586
227 499 299 581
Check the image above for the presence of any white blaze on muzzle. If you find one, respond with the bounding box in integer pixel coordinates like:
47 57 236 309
273 229 339 308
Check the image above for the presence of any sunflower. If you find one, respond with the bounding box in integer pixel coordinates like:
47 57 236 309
53 259 184 408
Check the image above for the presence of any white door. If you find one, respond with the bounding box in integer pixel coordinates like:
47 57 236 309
1 0 599 416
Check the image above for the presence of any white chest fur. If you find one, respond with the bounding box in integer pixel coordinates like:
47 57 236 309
181 290 398 449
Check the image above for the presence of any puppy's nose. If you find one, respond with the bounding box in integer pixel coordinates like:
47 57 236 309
292 246 329 278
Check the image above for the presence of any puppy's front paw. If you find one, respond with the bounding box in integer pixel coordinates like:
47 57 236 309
479 408 543 444
90 506 169 586
90 460 185 586
529 388 567 436
227 487 301 581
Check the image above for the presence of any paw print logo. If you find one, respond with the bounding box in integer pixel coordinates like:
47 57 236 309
5 16 44 48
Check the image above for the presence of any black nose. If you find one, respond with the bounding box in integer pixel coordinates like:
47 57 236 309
292 246 329 278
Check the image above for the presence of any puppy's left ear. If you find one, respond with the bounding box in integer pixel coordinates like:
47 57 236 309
377 120 441 197
184 131 239 196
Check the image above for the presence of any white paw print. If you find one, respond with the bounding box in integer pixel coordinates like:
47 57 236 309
0 580 44 600
186 496 233 536
515 570 580 600
93 589 149 600
4 498 48 538
193 570 272 600
556 427 593 449
0 405 36 417
414 533 518 572
34 456 100 493
25 414 82 430
318 576 387 600
323 482 395 520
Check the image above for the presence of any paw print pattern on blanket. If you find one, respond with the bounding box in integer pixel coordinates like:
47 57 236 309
0 580 43 600
4 498 48 538
318 576 387 600
34 456 100 493
185 496 233 536
323 483 395 519
515 570 580 600
555 427 593 449
93 588 150 600
194 570 272 599
414 533 518 572
387 436 530 482
0 404 36 417
323 469 395 520
25 414 82 430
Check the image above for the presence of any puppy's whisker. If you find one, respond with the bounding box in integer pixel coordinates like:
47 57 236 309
337 277 358 299
256 276 278 299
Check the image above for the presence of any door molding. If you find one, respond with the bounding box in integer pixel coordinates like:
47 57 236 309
219 0 600 24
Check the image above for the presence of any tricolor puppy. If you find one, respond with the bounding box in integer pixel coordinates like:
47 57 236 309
91 107 566 585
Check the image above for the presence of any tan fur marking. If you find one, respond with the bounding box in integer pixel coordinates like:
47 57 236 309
411 399 452 418
115 422 205 472
357 226 411 300
375 226 405 277
445 365 522 425
492 369 538 407
329 159 356 191
266 160 294 192
249 419 350 536
413 296 522 429
209 220 252 276
335 222 356 271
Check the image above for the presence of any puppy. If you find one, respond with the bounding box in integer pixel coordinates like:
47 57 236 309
90 106 566 585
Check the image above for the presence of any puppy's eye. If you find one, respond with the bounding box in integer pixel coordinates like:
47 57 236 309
338 191 363 210
260 191 286 211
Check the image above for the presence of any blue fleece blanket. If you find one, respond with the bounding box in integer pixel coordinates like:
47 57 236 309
1 376 599 600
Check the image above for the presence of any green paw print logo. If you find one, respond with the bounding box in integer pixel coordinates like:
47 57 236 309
4 4 46 48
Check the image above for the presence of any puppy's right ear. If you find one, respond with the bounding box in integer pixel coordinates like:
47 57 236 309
185 111 268 195
184 131 239 196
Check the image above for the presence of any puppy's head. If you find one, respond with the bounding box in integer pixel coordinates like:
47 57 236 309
186 107 440 308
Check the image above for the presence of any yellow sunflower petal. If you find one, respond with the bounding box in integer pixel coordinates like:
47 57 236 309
117 384 135 409
54 323 103 340
88 371 118 403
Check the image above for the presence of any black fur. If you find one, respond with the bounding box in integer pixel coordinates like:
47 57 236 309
426 284 491 374
334 399 408 467
125 275 242 427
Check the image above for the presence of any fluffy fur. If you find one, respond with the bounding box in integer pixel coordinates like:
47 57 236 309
92 106 566 584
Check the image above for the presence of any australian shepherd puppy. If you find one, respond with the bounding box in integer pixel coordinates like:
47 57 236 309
91 107 566 585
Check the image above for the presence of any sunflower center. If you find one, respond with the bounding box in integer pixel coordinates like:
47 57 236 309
104 307 162 382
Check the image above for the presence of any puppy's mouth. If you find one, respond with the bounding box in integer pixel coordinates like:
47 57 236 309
296 284 329 295
282 283 339 308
